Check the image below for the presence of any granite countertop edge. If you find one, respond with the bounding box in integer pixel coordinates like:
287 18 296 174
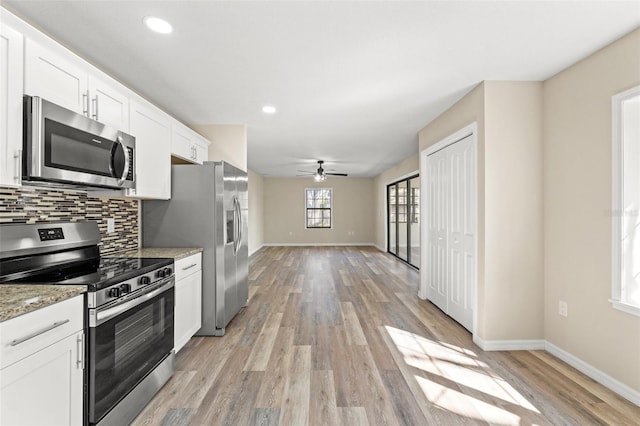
0 285 87 323
112 247 203 260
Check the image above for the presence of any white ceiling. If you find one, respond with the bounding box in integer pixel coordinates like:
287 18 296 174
4 1 640 178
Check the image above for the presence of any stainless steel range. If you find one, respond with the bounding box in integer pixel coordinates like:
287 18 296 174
0 221 175 426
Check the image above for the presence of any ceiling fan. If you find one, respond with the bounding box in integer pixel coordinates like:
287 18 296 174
297 160 348 181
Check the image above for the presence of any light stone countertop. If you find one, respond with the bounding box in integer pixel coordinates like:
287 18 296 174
0 285 86 322
113 247 203 260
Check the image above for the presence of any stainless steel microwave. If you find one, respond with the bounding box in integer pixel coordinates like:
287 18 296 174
23 95 135 190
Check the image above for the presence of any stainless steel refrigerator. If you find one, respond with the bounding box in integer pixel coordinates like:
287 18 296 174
142 161 248 336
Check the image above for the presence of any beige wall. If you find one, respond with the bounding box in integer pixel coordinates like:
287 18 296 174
484 81 544 341
373 154 419 250
418 82 545 342
191 124 247 171
543 29 640 391
248 169 265 256
264 178 375 245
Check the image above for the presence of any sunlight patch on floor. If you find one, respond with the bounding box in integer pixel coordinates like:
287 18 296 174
416 375 525 425
384 326 541 424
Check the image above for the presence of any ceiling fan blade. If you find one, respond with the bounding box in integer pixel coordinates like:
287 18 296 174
297 170 314 174
326 173 348 176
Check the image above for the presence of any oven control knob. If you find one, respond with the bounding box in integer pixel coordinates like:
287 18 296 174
120 283 131 294
108 287 121 298
156 269 165 278
163 267 173 276
138 276 150 285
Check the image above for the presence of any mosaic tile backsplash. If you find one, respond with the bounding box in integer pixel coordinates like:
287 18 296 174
0 187 139 255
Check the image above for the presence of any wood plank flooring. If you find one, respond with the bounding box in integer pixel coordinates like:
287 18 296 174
133 246 640 426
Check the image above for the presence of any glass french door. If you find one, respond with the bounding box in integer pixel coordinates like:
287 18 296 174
387 174 420 268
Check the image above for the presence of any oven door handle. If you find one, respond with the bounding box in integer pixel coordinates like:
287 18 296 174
91 278 174 327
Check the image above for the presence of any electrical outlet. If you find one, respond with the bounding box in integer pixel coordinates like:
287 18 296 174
289 231 293 236
107 218 115 233
559 300 568 317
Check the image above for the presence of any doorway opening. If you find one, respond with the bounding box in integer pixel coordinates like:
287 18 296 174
387 174 420 269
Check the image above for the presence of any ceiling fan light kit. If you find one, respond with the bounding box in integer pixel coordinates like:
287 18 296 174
300 160 348 181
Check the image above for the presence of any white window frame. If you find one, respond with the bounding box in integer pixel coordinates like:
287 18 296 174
611 85 640 317
305 187 333 229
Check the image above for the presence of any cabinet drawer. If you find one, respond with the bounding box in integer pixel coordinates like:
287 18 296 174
0 295 84 369
175 253 202 280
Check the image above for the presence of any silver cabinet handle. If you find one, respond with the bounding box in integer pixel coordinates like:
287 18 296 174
182 263 198 271
13 149 21 182
92 95 99 120
82 90 89 116
76 332 84 370
10 319 70 346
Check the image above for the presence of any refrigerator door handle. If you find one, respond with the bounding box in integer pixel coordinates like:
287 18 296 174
233 196 240 255
237 197 242 252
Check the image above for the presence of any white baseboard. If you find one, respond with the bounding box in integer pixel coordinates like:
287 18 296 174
248 244 265 257
471 337 640 406
262 243 376 247
473 336 546 351
545 341 640 407
374 244 385 252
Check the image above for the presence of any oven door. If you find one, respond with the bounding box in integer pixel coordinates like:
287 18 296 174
88 278 174 424
24 95 135 189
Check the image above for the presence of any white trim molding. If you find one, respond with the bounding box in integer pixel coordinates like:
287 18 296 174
611 85 640 316
471 336 640 406
473 336 546 351
545 341 640 407
248 244 265 257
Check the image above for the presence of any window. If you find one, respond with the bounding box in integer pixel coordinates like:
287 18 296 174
306 188 332 228
612 85 640 316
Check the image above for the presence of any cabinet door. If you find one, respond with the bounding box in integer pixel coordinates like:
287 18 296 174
174 254 202 353
193 138 209 165
0 331 84 426
24 38 88 113
89 77 129 131
128 100 171 199
0 24 23 188
171 122 195 162
175 270 202 352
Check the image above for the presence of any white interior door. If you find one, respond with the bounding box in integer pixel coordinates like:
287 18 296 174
426 147 448 312
424 131 476 332
446 136 475 331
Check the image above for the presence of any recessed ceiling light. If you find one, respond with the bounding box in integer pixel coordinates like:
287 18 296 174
262 105 277 114
144 16 173 34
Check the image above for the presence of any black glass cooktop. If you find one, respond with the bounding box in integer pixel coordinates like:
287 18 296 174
8 256 173 291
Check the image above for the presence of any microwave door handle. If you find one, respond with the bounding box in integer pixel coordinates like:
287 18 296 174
115 136 129 185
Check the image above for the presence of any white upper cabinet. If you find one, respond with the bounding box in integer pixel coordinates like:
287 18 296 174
171 121 210 165
24 38 130 131
0 23 24 188
24 38 86 113
88 77 130 131
128 99 171 199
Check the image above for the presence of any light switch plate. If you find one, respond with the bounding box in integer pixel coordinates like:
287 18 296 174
107 218 115 233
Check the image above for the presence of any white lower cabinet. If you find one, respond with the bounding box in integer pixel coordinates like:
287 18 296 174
0 295 84 426
174 253 202 353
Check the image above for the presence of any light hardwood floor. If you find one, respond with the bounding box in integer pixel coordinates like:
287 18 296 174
133 246 640 425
